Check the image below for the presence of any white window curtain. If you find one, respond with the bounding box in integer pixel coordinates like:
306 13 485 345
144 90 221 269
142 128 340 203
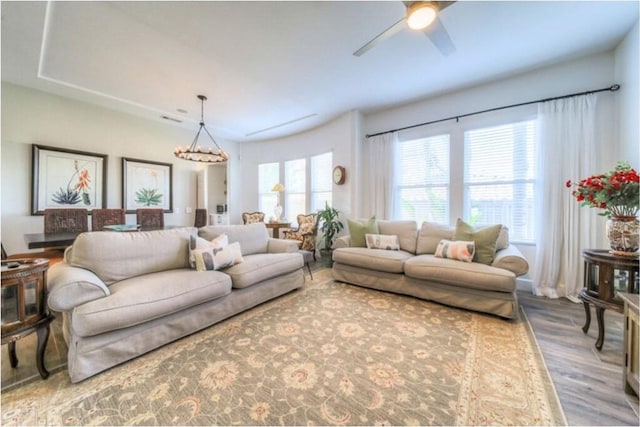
533 94 598 301
365 132 396 219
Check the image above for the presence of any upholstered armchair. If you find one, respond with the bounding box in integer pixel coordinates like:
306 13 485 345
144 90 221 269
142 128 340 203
242 211 265 224
283 213 318 259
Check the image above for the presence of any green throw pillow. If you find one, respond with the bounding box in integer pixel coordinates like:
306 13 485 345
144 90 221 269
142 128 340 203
348 217 379 247
452 218 502 265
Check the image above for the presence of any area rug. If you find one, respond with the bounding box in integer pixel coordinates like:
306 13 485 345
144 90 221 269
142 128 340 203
1 269 566 426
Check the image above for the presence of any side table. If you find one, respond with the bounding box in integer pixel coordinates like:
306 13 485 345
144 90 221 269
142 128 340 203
266 222 291 239
1 258 54 379
579 249 639 351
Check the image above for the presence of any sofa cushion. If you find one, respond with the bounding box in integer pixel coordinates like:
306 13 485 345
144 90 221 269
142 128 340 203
67 227 196 285
404 255 515 293
434 239 475 263
199 223 269 255
377 220 418 254
333 247 413 274
365 234 400 250
452 219 502 265
72 269 232 337
416 222 455 254
348 217 379 247
223 253 303 289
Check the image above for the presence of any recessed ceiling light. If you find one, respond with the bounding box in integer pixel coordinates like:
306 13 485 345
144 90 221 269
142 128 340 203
177 108 188 114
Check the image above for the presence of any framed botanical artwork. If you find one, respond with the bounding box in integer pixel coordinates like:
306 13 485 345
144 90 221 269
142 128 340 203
31 144 108 215
122 157 173 214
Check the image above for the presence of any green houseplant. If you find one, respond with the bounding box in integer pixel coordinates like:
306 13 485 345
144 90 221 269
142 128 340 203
317 201 344 267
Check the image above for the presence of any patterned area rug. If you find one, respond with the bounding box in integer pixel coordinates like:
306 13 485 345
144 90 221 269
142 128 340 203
1 269 565 426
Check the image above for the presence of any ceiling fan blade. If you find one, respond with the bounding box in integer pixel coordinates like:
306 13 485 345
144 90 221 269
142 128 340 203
422 14 456 56
433 1 456 12
353 17 407 57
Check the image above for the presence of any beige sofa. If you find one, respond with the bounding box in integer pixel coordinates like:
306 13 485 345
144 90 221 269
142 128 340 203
47 224 303 383
332 220 529 319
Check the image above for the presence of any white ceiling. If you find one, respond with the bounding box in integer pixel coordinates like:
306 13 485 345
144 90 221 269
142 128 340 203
1 1 638 142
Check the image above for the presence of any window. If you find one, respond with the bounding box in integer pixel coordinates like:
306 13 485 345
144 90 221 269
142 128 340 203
310 152 332 212
463 120 536 242
394 134 450 224
284 159 306 221
258 162 279 216
258 151 333 224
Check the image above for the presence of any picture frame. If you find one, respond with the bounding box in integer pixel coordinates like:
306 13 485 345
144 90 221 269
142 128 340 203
32 144 108 215
122 157 173 214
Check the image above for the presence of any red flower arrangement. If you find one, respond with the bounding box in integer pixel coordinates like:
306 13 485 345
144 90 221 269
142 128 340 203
566 161 639 218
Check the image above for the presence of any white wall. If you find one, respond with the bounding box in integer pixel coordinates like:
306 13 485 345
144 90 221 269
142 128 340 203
0 82 237 253
614 20 640 169
238 111 359 220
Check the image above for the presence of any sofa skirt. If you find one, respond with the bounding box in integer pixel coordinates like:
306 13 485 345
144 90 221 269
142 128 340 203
332 263 518 320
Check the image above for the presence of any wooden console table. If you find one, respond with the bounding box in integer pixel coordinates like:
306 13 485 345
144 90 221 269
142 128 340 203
579 249 639 351
1 258 54 379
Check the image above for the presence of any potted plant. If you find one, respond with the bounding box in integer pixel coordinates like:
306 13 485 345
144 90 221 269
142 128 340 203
317 201 344 267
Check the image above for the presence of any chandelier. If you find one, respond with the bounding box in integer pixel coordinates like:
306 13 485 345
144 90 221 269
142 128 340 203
174 95 229 163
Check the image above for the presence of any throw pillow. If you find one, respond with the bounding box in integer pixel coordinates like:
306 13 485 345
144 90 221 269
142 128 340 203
365 234 400 250
192 242 244 271
434 239 475 263
189 234 228 268
452 219 502 265
348 217 379 247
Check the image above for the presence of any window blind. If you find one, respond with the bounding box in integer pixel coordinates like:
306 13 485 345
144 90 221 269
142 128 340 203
463 120 536 242
258 162 279 214
394 134 450 224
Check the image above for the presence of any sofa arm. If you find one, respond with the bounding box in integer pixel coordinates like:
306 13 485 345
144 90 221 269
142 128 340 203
334 235 351 249
47 262 111 312
492 245 529 277
267 238 299 253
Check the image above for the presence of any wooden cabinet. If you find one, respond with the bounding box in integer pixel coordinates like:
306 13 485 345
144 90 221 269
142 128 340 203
579 249 639 350
1 258 54 379
619 293 639 397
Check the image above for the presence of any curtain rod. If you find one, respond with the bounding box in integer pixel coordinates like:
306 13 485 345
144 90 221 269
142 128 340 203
366 84 620 139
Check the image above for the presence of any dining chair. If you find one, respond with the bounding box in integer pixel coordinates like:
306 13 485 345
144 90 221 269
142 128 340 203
136 208 165 229
242 211 265 224
44 208 89 234
194 208 208 227
91 208 126 231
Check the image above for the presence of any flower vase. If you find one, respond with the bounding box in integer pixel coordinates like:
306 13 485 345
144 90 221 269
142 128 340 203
606 216 639 255
274 204 283 222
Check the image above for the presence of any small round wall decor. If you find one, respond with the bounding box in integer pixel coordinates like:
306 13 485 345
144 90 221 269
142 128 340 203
332 166 346 185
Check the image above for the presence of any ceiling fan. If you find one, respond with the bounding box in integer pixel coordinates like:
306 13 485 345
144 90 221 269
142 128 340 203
353 1 456 57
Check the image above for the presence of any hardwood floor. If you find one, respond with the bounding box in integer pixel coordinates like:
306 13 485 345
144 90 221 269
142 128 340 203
519 289 639 426
2 265 639 426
